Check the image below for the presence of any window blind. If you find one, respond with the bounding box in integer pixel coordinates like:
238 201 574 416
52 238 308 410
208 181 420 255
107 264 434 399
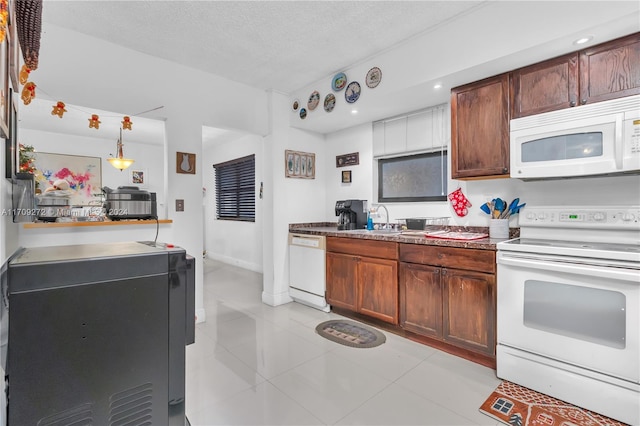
213 154 255 221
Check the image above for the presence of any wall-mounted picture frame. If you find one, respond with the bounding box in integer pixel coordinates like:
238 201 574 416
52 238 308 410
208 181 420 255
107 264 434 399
32 152 102 205
341 170 352 183
336 152 359 167
7 0 19 91
0 29 9 140
176 152 196 174
129 168 147 187
285 149 315 179
4 88 16 179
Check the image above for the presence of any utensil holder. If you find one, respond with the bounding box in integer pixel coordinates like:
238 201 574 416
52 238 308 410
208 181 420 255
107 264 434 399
489 219 509 239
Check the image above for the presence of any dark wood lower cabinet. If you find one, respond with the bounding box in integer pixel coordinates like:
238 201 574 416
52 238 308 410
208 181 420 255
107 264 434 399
326 237 497 368
326 237 399 325
442 268 495 355
399 262 442 338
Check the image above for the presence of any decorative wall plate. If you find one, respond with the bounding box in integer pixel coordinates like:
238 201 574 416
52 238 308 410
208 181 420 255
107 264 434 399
331 72 347 91
292 99 299 111
345 81 361 103
299 108 307 119
307 91 320 110
324 93 336 112
366 67 382 88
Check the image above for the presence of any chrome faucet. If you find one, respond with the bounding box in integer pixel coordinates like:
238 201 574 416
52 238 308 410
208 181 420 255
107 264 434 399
372 204 390 229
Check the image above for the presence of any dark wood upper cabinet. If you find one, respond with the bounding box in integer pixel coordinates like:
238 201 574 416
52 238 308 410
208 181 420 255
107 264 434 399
450 74 510 179
579 32 640 105
510 32 640 119
510 53 579 119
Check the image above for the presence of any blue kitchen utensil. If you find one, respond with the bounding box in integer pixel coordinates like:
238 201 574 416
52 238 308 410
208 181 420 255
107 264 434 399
480 202 491 215
513 203 526 214
505 198 519 217
493 198 504 218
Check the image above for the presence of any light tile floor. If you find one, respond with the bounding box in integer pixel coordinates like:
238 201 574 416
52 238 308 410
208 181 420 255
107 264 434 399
186 259 502 425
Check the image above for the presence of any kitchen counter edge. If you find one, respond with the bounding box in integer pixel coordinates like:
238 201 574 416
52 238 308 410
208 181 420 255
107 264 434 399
289 223 519 250
23 219 173 229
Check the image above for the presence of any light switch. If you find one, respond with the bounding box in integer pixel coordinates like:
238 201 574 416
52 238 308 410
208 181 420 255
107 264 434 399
176 199 184 212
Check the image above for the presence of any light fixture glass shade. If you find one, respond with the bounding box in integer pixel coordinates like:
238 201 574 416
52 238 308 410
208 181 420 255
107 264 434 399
108 128 135 171
107 156 134 171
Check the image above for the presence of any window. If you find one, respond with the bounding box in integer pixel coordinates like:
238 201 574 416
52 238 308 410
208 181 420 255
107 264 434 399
213 154 255 221
378 151 447 202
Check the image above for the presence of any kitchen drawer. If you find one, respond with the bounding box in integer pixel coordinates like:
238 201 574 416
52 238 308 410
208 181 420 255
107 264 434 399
399 244 495 274
327 237 398 260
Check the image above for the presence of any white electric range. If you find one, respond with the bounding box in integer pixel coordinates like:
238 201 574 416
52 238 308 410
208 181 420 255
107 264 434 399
496 205 640 425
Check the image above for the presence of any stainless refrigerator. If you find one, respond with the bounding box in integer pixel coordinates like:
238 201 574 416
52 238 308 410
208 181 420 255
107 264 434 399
0 241 195 425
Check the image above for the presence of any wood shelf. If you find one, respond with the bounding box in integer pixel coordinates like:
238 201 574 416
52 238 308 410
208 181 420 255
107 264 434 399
23 219 172 229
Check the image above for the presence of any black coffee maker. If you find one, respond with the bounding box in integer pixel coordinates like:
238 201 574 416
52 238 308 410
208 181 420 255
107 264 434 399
335 200 367 230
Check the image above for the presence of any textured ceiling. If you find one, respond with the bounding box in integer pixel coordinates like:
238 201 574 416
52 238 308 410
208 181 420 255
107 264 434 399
41 0 486 93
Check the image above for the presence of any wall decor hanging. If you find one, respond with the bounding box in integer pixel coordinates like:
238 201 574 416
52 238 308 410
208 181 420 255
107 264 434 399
299 107 307 119
336 152 359 167
7 1 19 91
307 91 320 110
331 72 347 91
324 93 335 112
292 99 299 111
128 168 147 187
285 149 315 179
15 0 42 71
366 67 382 88
341 170 352 183
32 152 102 205
0 32 8 138
345 81 361 103
176 152 196 174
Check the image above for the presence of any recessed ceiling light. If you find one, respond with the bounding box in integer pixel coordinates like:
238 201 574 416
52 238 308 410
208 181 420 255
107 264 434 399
573 35 593 45
433 83 442 89
351 109 358 114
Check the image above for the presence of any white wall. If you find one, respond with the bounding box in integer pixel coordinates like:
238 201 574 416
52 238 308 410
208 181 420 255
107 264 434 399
263 91 327 307
203 133 263 272
325 123 640 228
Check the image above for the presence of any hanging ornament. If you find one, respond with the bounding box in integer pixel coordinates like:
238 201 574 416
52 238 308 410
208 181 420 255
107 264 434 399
15 0 43 70
88 114 101 129
51 101 67 118
0 0 8 43
21 81 36 105
19 64 31 85
121 116 132 130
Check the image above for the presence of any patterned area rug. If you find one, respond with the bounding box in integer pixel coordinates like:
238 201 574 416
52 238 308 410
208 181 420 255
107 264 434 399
315 319 385 348
479 381 627 426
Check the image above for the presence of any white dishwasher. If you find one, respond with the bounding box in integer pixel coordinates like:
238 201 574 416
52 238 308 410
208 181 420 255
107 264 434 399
288 233 329 312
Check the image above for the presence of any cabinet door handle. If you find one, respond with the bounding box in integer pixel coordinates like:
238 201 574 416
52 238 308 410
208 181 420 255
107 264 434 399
580 99 587 105
441 269 447 276
569 100 576 107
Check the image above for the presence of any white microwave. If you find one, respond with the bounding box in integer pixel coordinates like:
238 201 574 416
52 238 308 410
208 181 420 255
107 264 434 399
510 95 640 180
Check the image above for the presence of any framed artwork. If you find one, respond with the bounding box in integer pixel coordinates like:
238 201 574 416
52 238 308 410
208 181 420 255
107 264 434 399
32 152 102 205
129 168 147 187
285 149 315 179
4 88 16 178
176 152 196 174
336 152 359 167
341 170 352 183
0 31 9 140
7 0 19 91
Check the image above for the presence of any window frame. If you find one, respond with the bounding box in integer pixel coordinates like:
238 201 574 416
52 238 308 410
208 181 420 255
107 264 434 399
213 154 256 222
377 150 448 203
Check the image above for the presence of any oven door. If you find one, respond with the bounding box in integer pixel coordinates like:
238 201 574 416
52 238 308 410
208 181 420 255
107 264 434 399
497 251 639 383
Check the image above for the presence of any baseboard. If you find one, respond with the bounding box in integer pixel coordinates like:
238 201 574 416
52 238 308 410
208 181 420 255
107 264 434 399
205 253 263 273
195 308 206 324
262 290 293 307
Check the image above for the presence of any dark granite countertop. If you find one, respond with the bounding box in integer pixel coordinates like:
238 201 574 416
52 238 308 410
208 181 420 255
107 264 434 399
289 222 519 251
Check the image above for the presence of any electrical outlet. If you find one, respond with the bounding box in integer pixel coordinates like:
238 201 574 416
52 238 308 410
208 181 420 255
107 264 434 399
176 199 184 212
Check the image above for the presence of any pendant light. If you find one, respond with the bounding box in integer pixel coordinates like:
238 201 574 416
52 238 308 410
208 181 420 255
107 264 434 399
107 128 134 171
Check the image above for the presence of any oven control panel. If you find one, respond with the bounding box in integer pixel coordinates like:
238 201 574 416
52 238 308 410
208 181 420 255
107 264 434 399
519 206 640 229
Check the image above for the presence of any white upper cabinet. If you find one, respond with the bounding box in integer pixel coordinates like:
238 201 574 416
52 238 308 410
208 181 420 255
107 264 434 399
373 103 448 158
